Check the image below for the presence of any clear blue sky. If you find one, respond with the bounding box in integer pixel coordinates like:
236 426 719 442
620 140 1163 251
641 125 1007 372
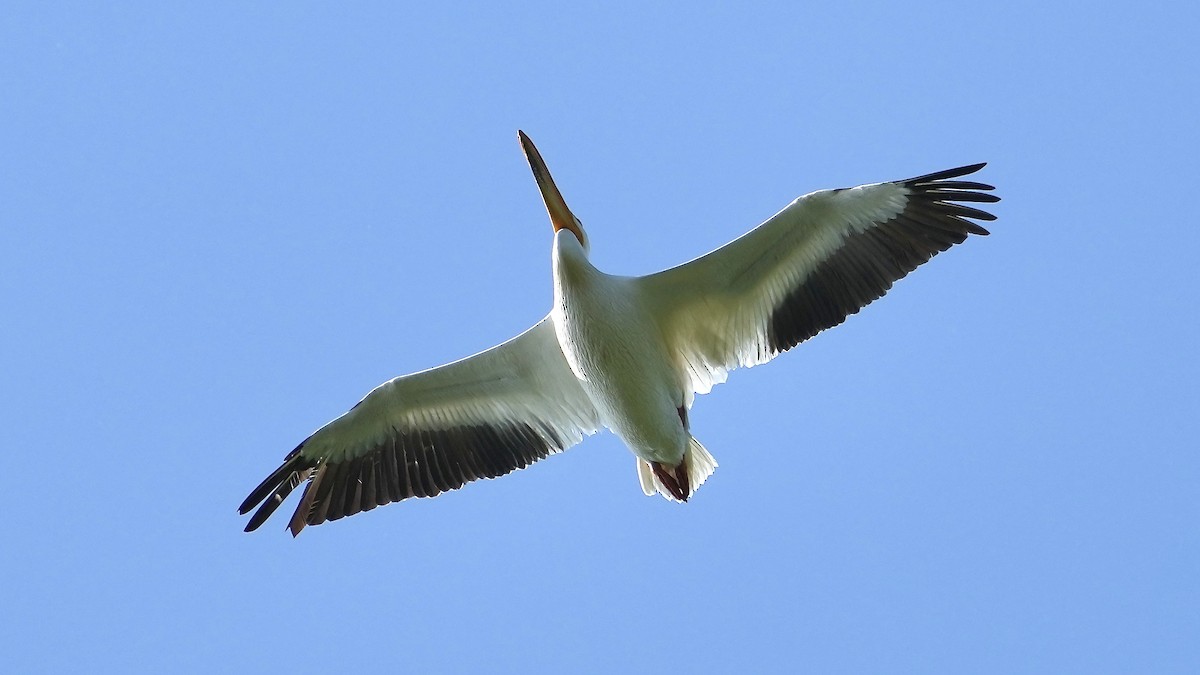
3 3 1198 673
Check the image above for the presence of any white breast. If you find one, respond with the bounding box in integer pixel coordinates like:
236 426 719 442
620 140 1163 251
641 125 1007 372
551 231 688 465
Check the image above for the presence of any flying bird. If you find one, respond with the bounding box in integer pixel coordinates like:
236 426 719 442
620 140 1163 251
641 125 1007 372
240 132 999 535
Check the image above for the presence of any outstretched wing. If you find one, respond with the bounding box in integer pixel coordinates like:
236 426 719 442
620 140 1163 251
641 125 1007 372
239 317 600 536
638 164 999 396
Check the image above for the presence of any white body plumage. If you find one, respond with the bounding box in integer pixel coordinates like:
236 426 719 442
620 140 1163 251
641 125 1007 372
552 229 689 467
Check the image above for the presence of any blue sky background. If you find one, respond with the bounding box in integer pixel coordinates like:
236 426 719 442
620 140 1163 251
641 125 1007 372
3 3 1198 672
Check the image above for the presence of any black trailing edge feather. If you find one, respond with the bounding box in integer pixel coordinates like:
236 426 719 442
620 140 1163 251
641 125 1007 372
766 163 999 354
239 421 562 536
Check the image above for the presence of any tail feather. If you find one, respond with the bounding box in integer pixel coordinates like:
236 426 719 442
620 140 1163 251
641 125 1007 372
686 437 717 491
636 459 656 496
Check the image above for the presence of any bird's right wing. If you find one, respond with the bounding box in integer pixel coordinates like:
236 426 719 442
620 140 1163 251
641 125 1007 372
637 164 998 397
239 317 600 536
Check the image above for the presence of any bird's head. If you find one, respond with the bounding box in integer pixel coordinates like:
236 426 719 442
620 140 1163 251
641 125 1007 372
519 130 590 253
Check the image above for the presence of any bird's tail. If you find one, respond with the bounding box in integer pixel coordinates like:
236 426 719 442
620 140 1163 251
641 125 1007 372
636 436 718 502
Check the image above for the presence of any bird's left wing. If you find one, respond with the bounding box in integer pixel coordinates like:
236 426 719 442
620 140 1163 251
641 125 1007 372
239 317 600 536
637 164 999 397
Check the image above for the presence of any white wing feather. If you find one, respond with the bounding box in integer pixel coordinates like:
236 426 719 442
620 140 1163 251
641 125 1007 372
307 317 599 463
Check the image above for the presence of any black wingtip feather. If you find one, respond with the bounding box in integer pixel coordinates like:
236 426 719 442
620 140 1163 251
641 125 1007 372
925 189 1000 203
244 464 314 532
927 180 996 192
238 442 311 515
766 162 998 354
287 463 326 537
905 162 988 185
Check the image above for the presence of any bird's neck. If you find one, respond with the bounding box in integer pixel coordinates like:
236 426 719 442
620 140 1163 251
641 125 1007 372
552 229 595 287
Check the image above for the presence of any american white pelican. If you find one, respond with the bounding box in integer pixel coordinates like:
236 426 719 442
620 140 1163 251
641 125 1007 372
240 131 999 535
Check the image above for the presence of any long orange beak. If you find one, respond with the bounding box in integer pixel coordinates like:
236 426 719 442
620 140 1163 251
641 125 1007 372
519 131 586 246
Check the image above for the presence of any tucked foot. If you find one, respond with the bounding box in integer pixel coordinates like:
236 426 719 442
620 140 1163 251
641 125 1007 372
651 460 690 501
